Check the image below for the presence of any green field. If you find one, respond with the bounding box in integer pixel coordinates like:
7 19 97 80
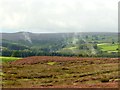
97 43 118 52
0 56 20 62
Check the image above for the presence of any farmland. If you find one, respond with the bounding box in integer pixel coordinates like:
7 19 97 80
1 56 119 88
97 43 118 52
0 56 20 62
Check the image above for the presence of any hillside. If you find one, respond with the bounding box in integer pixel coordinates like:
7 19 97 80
1 32 118 57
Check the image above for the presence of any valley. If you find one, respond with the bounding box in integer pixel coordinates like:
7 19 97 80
1 32 119 58
0 32 119 88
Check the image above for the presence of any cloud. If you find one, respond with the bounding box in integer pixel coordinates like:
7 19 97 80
0 0 118 33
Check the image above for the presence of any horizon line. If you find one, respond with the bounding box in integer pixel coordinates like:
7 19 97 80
0 31 119 34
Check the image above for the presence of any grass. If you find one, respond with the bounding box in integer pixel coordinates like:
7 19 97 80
47 62 56 65
97 43 118 52
0 56 20 62
57 46 80 54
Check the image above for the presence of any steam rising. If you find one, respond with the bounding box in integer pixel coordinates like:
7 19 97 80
63 32 96 55
72 33 79 45
82 38 96 55
22 32 32 44
22 31 96 55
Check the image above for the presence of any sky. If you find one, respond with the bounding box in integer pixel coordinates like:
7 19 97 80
0 0 119 33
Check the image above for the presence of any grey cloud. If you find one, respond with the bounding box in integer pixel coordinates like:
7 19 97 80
0 0 118 33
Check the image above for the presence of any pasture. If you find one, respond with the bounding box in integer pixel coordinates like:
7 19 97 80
0 56 20 62
97 43 118 52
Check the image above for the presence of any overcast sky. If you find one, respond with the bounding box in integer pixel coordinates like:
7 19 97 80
0 0 119 33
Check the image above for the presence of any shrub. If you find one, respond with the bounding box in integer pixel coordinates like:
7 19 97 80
100 78 109 82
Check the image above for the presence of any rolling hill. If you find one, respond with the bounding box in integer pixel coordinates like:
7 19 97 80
1 32 118 57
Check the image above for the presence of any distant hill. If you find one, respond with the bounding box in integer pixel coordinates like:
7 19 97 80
1 32 118 43
1 32 118 57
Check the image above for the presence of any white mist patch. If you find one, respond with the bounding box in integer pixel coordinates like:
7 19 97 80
71 32 96 55
81 36 96 55
90 45 96 55
62 34 70 46
72 33 79 45
22 32 32 44
61 32 97 55
71 33 80 54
